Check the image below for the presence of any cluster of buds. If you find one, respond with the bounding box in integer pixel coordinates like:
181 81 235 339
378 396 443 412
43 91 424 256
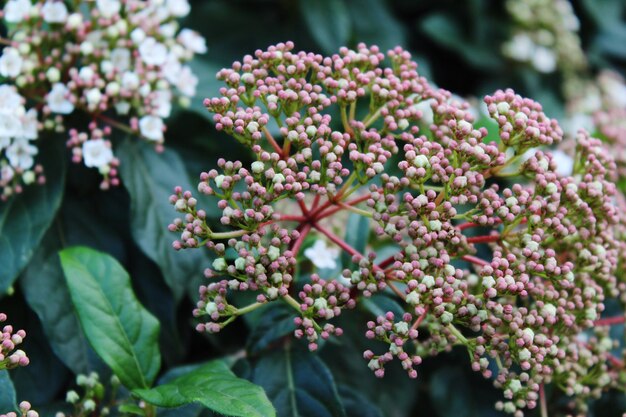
0 0 205 191
0 314 36 417
0 401 38 417
170 42 626 415
502 0 586 75
56 372 121 417
0 313 29 370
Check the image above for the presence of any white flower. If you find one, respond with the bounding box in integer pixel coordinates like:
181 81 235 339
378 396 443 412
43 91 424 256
21 109 38 140
175 66 198 97
551 150 574 177
96 0 121 18
0 85 23 112
0 113 22 140
304 240 339 269
3 0 31 23
505 33 535 61
138 37 167 66
82 139 113 168
41 1 68 23
564 113 594 136
6 137 37 170
151 90 172 118
162 54 182 84
178 29 207 54
0 48 23 78
130 28 146 44
109 48 131 72
167 0 190 17
159 23 177 38
139 115 164 141
47 83 74 114
78 66 95 82
532 46 557 73
121 71 140 90
85 88 102 107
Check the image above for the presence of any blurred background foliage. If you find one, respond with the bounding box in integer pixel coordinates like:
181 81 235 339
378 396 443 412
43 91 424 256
3 1 626 416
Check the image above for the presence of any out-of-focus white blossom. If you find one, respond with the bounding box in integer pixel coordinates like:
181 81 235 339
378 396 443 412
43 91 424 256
41 1 68 23
82 139 114 168
139 115 164 142
47 83 74 114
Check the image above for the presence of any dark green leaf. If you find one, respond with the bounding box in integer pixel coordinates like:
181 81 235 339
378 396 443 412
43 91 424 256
361 294 404 318
251 347 346 417
59 246 161 389
419 13 501 69
345 0 405 51
186 58 224 119
10 309 69 406
20 231 102 376
0 371 16 413
341 213 370 268
117 139 209 302
430 367 473 416
246 304 295 355
119 404 146 415
0 139 65 294
300 0 351 54
337 385 383 417
134 360 275 417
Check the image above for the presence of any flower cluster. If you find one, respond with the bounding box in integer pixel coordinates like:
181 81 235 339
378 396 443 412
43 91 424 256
56 372 122 417
0 401 38 417
0 0 205 193
171 42 626 415
0 85 44 199
0 313 29 370
0 314 36 417
502 0 586 75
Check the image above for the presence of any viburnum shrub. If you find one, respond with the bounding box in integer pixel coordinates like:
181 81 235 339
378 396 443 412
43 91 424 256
171 42 626 416
0 0 205 195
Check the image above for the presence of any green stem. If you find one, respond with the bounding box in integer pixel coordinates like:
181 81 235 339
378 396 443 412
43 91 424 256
236 301 266 316
447 323 468 345
283 294 302 312
209 229 248 239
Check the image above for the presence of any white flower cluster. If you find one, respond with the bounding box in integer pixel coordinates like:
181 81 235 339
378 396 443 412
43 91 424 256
502 0 585 74
0 85 40 197
0 0 206 190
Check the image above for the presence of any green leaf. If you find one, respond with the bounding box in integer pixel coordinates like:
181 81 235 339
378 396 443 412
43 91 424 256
0 139 65 294
345 0 405 52
474 115 500 145
430 367 473 416
341 213 370 268
419 13 501 69
0 371 16 413
119 404 146 415
117 139 209 302
300 0 351 54
251 347 346 417
59 246 161 389
134 360 275 417
186 58 224 120
337 385 383 417
246 304 295 355
20 231 103 376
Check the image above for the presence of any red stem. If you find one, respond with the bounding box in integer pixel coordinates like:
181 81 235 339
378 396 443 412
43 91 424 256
297 200 309 215
466 234 501 244
314 223 362 259
276 214 307 222
263 128 283 156
290 223 312 256
593 316 625 326
378 253 399 269
462 255 490 267
314 194 371 221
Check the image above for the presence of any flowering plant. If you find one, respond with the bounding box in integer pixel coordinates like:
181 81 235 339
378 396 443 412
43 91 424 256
172 42 626 416
0 0 205 194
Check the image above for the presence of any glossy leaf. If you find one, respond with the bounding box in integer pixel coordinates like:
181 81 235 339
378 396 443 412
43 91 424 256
300 0 351 54
345 0 405 52
251 347 346 417
0 140 65 294
134 360 275 417
246 304 295 355
337 385 383 417
20 232 102 376
60 246 161 389
341 213 370 268
117 139 208 302
0 371 16 413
